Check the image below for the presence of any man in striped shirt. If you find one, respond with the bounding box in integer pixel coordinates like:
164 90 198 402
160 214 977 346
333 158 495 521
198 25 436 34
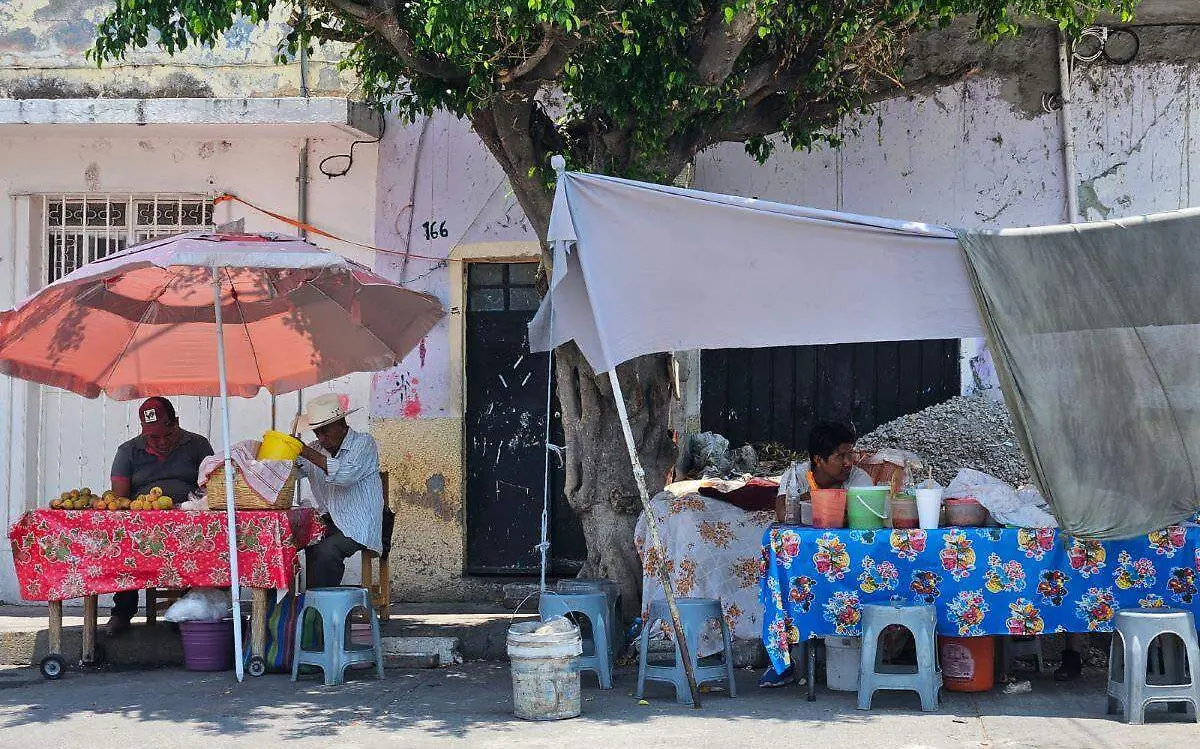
295 394 384 589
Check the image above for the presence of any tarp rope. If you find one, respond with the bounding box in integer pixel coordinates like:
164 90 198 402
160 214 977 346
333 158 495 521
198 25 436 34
212 193 453 263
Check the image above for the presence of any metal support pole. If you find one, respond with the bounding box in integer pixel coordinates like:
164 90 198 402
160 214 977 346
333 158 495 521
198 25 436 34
213 266 245 682
606 368 702 708
1058 31 1080 223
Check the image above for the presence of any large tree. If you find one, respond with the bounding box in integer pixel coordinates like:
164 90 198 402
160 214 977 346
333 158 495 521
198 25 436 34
92 0 1135 614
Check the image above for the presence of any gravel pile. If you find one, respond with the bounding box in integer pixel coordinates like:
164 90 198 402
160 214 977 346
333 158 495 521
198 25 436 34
856 395 1031 487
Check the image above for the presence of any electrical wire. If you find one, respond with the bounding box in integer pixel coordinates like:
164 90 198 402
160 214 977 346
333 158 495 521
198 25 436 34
319 114 387 179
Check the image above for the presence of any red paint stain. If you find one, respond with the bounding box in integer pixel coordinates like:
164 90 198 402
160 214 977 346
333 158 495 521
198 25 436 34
403 391 423 419
419 338 427 367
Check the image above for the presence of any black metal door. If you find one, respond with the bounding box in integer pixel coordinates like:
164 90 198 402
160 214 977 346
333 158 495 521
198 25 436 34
701 341 960 449
464 262 586 574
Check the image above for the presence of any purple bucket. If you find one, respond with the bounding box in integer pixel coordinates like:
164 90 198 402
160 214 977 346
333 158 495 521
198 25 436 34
179 619 234 672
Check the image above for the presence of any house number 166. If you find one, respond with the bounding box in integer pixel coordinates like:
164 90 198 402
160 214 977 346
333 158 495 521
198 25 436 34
422 220 448 240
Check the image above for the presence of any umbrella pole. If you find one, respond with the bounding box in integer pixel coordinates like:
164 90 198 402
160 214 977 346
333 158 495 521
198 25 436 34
212 266 246 682
605 369 702 708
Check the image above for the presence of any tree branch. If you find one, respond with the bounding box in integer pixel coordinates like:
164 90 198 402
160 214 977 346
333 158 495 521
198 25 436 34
691 5 761 85
315 0 469 82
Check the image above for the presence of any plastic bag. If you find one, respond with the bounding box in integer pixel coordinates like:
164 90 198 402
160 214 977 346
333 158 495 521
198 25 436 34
163 587 232 622
945 468 1057 528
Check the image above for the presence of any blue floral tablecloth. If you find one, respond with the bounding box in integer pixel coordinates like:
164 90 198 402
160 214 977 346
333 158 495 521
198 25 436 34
759 525 1200 672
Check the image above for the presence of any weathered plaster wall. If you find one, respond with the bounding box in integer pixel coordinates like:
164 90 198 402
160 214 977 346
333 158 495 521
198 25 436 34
0 0 353 98
367 111 538 600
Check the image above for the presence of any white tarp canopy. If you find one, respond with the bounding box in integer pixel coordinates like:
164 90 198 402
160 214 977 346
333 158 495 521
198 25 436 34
529 171 985 372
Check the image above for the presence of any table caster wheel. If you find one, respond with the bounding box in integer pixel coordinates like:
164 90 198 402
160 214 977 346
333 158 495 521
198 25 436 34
248 656 267 678
39 655 66 680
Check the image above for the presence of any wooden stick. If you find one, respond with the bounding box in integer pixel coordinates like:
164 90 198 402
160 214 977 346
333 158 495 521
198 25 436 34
82 595 97 663
251 588 269 659
48 600 63 656
607 369 703 708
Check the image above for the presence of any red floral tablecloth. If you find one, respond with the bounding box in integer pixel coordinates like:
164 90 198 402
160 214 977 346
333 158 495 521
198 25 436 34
8 509 325 601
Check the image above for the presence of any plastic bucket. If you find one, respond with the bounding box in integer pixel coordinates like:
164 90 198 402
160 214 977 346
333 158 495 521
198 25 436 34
938 635 995 692
258 430 304 461
810 489 847 528
847 487 889 530
824 636 861 691
887 496 919 529
945 497 988 527
507 618 583 720
916 488 943 529
179 619 234 672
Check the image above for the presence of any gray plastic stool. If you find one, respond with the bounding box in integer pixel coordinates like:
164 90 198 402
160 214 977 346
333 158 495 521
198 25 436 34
292 586 384 686
540 591 614 689
637 597 737 705
557 578 621 655
857 601 941 711
1003 635 1046 673
1107 608 1200 724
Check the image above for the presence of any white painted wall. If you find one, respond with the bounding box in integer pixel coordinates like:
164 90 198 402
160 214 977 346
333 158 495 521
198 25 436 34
0 128 379 601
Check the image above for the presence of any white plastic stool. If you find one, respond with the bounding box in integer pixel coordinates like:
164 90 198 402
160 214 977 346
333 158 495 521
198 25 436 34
857 601 941 711
1107 609 1200 724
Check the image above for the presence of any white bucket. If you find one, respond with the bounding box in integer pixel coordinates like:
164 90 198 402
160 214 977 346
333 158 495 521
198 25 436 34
824 636 861 691
507 617 583 720
916 488 943 530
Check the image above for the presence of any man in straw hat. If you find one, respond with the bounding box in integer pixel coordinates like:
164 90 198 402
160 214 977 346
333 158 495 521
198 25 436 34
294 394 385 588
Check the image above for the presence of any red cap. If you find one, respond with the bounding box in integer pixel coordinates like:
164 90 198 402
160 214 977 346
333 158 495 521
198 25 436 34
138 397 175 436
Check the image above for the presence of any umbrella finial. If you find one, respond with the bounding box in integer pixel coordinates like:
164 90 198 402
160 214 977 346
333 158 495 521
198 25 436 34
550 154 566 174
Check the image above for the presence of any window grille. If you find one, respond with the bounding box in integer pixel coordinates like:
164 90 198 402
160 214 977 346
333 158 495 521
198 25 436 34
41 194 213 284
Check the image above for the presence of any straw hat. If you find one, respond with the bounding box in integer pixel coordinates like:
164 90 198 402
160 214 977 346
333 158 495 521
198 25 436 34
298 393 359 430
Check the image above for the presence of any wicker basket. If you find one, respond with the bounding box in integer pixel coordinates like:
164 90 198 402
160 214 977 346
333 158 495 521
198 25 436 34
206 466 297 510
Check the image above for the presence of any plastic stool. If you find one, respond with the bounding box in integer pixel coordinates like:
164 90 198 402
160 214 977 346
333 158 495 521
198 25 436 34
857 602 941 711
540 592 614 689
1003 635 1045 673
292 586 384 686
556 579 621 655
637 597 737 705
1107 609 1200 724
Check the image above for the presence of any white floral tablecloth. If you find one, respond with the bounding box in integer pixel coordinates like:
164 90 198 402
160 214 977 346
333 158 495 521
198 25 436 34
635 484 773 656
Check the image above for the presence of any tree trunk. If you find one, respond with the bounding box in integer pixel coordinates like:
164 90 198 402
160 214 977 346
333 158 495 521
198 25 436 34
554 342 678 621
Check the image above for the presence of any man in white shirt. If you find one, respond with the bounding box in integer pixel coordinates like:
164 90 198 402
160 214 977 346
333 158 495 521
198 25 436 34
762 421 871 688
294 394 385 589
774 421 873 523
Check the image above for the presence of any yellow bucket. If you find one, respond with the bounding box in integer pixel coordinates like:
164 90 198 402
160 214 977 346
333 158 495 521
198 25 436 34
257 430 304 461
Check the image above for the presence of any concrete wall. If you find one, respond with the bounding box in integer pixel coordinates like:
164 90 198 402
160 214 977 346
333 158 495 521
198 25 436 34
0 0 353 98
694 60 1200 403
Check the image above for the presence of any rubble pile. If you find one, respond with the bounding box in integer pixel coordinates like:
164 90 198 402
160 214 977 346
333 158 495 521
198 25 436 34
856 395 1031 487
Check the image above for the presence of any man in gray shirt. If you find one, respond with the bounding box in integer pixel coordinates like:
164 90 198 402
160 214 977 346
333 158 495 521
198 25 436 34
105 397 213 635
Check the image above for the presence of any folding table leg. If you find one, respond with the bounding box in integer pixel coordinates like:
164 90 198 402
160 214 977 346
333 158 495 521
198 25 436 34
251 588 269 659
807 637 818 702
48 600 63 655
82 595 97 664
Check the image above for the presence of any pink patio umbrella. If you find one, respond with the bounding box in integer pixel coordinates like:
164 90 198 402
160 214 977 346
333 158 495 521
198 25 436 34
0 231 445 680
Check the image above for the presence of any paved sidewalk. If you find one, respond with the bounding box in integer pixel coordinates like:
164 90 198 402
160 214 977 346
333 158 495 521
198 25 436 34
0 662 1195 749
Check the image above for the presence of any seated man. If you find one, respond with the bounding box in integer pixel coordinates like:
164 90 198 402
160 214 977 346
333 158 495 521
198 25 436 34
106 397 214 635
761 420 871 687
295 394 384 588
774 420 873 524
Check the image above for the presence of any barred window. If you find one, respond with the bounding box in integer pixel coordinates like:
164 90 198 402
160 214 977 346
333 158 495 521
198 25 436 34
41 195 213 284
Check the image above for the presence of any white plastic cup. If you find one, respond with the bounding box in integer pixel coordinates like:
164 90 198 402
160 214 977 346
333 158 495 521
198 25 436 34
916 488 943 529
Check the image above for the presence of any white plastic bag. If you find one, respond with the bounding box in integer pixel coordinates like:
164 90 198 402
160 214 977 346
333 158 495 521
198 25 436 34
163 587 231 622
945 468 1057 528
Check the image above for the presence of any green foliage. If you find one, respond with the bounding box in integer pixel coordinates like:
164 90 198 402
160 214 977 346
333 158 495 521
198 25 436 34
91 0 1139 192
